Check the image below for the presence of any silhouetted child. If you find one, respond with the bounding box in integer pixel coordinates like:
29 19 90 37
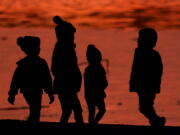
129 28 166 126
84 44 108 124
51 16 83 124
53 16 76 44
8 36 54 122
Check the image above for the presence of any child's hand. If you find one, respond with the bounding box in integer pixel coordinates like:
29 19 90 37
8 95 15 105
48 94 54 104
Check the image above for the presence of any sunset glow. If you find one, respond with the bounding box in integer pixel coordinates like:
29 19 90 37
0 0 180 126
0 0 180 29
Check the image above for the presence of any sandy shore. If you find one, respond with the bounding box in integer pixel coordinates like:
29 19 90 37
0 120 180 135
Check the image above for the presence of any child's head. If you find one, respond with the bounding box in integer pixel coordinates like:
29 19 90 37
86 44 102 64
138 28 158 49
53 16 76 43
53 16 63 25
17 36 40 56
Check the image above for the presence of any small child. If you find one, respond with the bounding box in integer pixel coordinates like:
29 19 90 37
129 28 166 126
84 44 108 124
8 36 54 122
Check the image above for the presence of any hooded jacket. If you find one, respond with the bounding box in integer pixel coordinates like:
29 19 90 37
9 56 52 95
129 48 163 94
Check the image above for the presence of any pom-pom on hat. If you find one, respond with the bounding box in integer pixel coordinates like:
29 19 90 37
17 36 40 47
16 36 40 55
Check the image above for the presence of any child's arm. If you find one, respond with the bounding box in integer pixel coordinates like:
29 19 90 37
129 49 138 92
101 67 108 90
103 75 108 90
156 52 163 77
42 60 54 104
8 67 20 104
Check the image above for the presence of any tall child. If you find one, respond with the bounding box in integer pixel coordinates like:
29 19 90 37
51 16 83 124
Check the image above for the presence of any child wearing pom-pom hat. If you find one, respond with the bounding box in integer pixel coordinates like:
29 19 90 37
8 36 54 122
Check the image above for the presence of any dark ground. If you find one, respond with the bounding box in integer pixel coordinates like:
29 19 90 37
0 120 179 135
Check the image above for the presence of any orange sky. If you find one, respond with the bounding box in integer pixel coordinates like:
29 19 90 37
0 0 180 29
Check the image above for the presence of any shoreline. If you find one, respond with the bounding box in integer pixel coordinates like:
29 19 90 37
0 119 179 134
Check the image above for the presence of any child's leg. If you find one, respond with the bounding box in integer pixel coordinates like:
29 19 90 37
138 93 165 126
23 92 42 122
58 94 72 124
138 93 158 119
71 94 84 124
95 99 106 124
86 100 95 124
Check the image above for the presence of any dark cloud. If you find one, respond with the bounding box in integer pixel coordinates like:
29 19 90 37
0 3 180 29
